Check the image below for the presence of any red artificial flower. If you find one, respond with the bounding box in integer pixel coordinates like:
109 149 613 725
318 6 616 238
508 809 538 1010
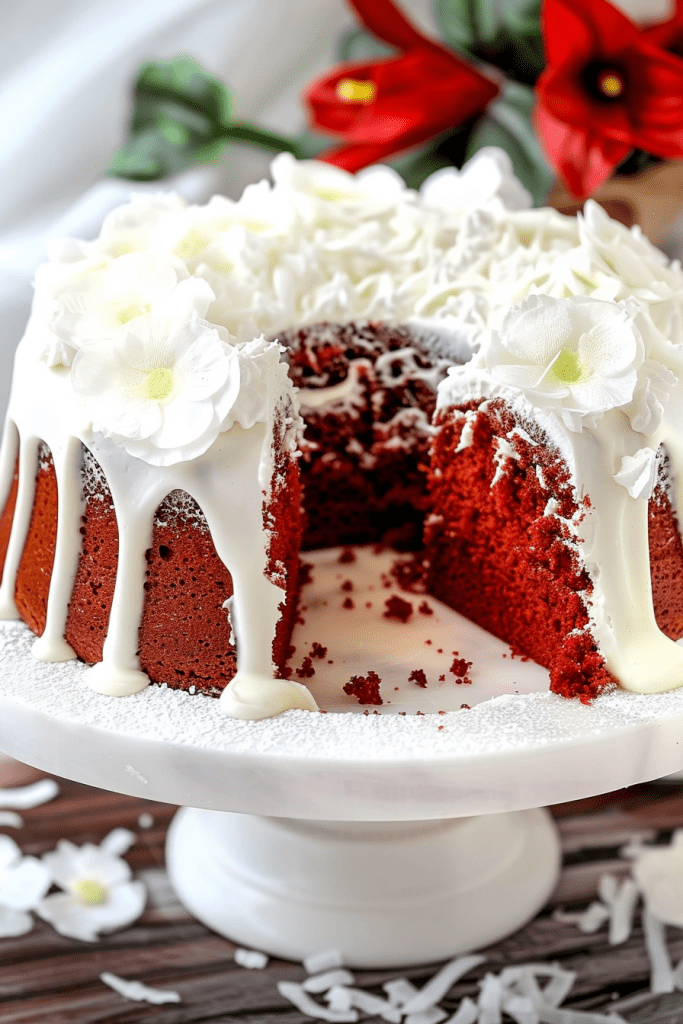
535 0 683 198
304 0 499 172
643 0 683 56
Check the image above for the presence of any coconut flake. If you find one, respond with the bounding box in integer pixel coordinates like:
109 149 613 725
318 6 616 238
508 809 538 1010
278 981 358 1022
402 955 486 1013
478 972 503 1024
303 969 355 993
446 997 479 1024
0 812 23 828
99 971 181 1004
554 901 610 934
0 778 59 809
404 1008 448 1024
304 949 346 974
383 978 421 1008
342 987 402 1023
614 448 658 500
642 909 675 993
234 947 269 969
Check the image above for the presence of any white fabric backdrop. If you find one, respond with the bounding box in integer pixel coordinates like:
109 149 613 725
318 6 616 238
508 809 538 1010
0 0 675 420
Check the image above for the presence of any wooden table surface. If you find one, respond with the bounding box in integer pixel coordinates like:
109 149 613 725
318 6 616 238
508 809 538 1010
1 765 683 1024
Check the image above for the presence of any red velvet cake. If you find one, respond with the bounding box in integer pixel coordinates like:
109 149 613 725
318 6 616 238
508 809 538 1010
2 152 683 718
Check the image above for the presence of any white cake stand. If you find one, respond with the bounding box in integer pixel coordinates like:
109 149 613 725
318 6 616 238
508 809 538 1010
1 547 683 967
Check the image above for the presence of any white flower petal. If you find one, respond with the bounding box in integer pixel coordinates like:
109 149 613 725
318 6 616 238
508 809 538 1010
97 395 163 441
0 906 34 937
570 369 638 411
175 335 236 401
39 880 146 941
152 398 215 450
43 840 132 891
0 856 52 910
503 296 573 363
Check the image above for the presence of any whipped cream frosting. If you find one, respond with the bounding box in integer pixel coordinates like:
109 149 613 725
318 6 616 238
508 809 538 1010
2 149 683 717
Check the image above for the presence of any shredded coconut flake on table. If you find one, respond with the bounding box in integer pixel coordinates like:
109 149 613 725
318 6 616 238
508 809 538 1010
383 978 420 1007
99 971 181 1004
0 812 23 828
275 956 630 1024
402 955 486 1013
304 949 346 974
303 969 355 992
234 947 269 969
278 981 358 1022
642 909 675 994
0 778 59 808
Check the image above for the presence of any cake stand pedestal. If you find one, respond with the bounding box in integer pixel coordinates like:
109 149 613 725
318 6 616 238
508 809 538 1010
2 604 683 967
166 807 559 966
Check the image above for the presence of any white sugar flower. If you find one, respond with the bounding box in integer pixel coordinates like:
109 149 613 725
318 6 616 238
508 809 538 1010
271 153 408 222
632 831 683 928
71 297 241 467
96 192 189 257
421 147 532 213
45 254 207 364
38 829 145 942
0 834 51 937
485 294 644 428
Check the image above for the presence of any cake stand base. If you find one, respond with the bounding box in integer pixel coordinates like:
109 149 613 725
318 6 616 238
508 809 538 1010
165 807 561 968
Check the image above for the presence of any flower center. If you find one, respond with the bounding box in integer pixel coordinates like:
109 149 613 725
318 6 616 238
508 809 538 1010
583 61 626 102
598 71 624 98
117 303 146 325
336 78 377 103
551 347 583 384
175 230 209 260
144 367 175 402
73 879 108 906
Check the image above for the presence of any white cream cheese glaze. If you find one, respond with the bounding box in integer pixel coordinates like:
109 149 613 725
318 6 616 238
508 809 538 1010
3 151 683 718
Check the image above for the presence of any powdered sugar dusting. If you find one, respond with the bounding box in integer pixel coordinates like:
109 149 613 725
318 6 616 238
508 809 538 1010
1 621 683 765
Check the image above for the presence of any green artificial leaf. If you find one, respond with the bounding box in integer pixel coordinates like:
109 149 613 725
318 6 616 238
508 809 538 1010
389 144 456 191
109 55 302 182
435 0 544 84
465 81 554 205
338 26 395 63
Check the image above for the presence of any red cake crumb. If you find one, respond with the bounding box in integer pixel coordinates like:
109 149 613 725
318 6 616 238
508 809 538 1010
341 580 353 592
425 639 432 645
461 703 471 709
390 554 428 593
383 595 413 622
450 655 473 680
344 671 383 705
342 597 355 610
309 642 327 660
297 657 315 679
338 547 356 564
365 601 372 608
439 674 445 681
299 561 314 586
438 725 444 731
418 601 433 616
409 668 428 688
